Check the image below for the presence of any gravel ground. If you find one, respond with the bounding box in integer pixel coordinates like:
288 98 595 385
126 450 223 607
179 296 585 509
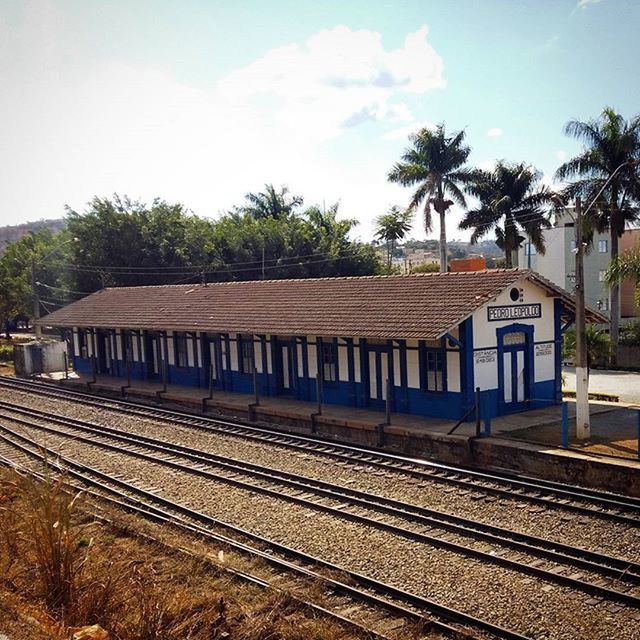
1 388 638 566
2 417 639 640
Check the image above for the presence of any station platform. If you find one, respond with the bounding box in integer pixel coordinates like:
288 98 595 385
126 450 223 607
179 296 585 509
30 371 640 496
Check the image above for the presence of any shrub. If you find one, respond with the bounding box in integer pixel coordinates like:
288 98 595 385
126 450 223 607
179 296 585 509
0 344 13 362
411 262 440 273
620 319 640 346
562 389 619 402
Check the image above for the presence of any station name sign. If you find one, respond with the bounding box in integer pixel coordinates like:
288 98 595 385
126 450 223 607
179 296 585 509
487 303 542 322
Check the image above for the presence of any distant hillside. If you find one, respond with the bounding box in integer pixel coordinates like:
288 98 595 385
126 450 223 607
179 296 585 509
0 219 66 255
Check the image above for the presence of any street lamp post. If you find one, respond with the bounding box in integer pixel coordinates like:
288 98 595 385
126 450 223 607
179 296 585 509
571 159 638 440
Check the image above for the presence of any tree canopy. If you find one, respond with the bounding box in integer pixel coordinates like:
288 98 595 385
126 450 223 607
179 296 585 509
387 123 474 272
0 188 382 333
374 206 414 270
555 107 640 364
460 162 553 268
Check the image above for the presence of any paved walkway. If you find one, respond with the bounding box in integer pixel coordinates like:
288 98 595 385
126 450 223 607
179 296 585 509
563 366 640 405
35 371 600 438
33 371 639 459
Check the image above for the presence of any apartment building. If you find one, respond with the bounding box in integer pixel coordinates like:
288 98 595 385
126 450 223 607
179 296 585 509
517 216 640 321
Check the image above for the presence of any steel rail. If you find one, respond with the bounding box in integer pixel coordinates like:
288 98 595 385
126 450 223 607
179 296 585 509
2 409 639 610
0 426 529 640
1 376 638 519
0 451 402 640
1 398 638 587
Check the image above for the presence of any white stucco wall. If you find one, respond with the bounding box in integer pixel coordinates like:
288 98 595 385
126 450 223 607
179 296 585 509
471 278 556 391
447 350 461 393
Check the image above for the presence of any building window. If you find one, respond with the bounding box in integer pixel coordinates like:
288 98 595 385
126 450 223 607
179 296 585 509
597 299 609 312
175 332 188 368
524 243 537 256
239 334 254 374
423 348 444 392
79 331 88 359
321 340 338 383
598 239 608 253
122 331 133 362
598 270 605 282
503 331 526 346
570 240 577 251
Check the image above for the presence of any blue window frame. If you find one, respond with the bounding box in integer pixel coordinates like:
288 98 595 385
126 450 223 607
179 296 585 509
174 332 188 368
422 346 445 392
320 339 338 383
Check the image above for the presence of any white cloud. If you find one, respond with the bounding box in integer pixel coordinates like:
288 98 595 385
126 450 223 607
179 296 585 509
556 150 567 161
486 127 503 137
381 120 436 141
220 25 445 140
577 0 603 8
478 159 497 171
0 11 447 242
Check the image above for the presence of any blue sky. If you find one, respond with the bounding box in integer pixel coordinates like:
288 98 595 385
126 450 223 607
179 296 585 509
1 0 639 241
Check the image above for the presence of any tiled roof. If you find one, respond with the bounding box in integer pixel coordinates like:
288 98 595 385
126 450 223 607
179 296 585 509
37 269 600 340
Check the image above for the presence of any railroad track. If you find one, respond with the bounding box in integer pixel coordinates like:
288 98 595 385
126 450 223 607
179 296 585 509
0 452 404 640
1 375 638 525
0 425 526 640
0 400 639 611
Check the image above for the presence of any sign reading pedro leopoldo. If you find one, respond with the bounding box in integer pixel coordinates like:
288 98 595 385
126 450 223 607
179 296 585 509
487 303 542 322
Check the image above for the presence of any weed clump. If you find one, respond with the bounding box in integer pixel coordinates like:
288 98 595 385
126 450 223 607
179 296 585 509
0 469 359 640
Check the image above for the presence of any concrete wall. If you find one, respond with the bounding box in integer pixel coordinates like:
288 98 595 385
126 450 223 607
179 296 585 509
15 340 67 377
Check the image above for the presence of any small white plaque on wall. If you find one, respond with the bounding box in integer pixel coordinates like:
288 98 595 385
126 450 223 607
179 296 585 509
474 349 497 365
535 343 553 357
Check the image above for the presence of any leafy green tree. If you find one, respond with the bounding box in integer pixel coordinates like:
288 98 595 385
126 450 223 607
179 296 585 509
460 162 553 267
374 206 414 269
235 184 304 220
21 191 381 321
411 262 440 273
387 124 475 272
211 201 380 280
563 325 611 373
0 228 63 336
555 107 640 364
65 195 221 291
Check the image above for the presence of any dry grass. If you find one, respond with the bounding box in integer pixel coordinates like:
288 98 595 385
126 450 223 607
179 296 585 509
0 468 363 640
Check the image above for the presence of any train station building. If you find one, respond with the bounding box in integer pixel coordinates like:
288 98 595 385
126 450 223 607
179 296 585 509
37 269 603 421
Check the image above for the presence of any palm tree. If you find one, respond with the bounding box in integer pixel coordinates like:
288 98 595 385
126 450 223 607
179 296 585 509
374 206 414 270
563 325 611 373
606 238 640 310
459 162 554 267
387 124 475 272
555 107 640 365
238 184 304 220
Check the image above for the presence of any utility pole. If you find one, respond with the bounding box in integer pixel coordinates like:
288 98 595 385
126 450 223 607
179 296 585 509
32 260 42 340
574 196 590 439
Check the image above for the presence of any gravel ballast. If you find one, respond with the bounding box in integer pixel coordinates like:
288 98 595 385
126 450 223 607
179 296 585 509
2 388 638 566
2 416 639 640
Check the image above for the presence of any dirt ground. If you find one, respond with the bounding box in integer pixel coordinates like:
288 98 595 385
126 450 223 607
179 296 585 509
508 406 639 458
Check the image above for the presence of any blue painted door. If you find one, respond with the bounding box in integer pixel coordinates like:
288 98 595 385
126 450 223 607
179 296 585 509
145 332 161 380
366 344 389 409
203 334 221 389
502 341 529 411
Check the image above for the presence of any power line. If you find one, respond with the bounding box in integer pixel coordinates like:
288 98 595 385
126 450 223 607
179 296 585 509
36 282 93 296
42 248 345 273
